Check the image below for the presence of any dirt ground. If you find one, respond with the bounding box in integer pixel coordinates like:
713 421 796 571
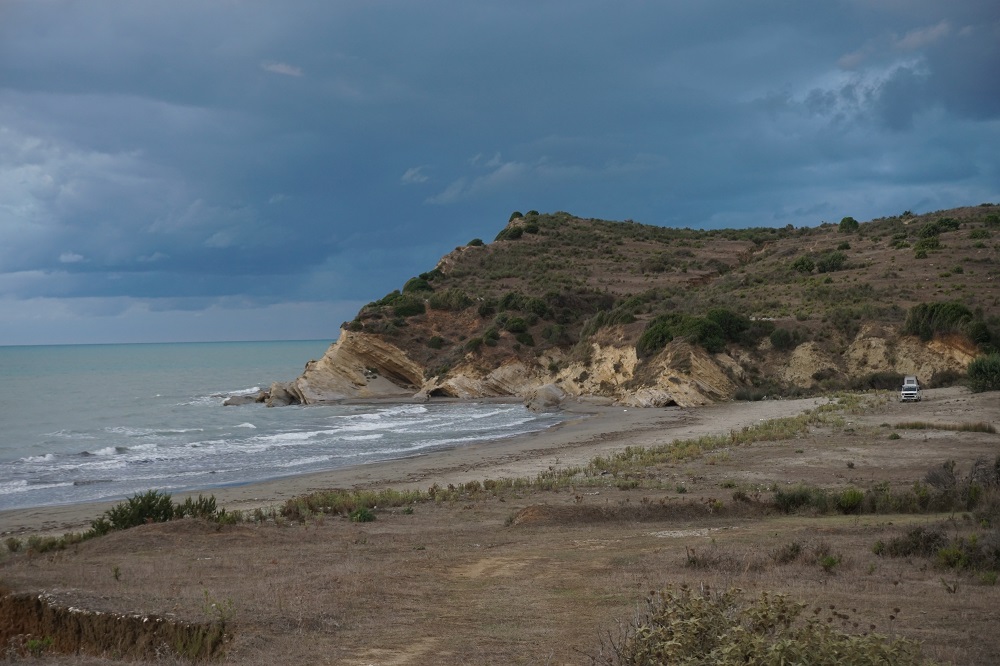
2 387 999 665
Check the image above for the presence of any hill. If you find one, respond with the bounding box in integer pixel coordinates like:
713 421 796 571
269 204 1000 407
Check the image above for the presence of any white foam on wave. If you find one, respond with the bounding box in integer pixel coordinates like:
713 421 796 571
340 433 383 442
22 453 56 463
69 458 128 472
380 404 429 416
0 480 75 495
258 429 340 444
274 455 332 469
105 426 154 438
45 429 96 440
235 422 257 429
90 446 130 456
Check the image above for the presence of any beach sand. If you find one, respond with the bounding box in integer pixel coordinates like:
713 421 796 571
0 396 830 537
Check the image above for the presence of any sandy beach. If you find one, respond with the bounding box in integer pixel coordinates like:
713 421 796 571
0 396 830 537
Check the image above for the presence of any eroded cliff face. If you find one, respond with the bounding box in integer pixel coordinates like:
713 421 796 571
271 323 974 408
268 331 425 405
780 324 976 389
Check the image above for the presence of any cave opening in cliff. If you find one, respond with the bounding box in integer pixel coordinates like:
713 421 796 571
428 388 455 398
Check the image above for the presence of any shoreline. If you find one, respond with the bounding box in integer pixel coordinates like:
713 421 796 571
0 396 830 537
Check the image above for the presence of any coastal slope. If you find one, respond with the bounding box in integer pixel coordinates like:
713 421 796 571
270 206 998 406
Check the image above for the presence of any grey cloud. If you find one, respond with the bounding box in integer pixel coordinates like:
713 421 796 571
0 0 997 343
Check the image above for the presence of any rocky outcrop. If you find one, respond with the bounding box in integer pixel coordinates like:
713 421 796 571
267 331 424 405
271 322 975 408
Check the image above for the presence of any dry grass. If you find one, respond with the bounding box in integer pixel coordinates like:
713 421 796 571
2 389 999 664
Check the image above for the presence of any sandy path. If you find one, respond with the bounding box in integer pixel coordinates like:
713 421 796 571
0 395 831 537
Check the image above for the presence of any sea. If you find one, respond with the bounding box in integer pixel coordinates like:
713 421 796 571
0 341 566 511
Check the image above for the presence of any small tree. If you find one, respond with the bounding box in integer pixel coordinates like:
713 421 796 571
839 216 859 233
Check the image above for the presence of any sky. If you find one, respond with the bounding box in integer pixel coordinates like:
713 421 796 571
1 1 998 346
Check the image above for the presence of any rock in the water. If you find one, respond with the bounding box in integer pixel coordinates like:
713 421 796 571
266 382 303 407
223 391 268 406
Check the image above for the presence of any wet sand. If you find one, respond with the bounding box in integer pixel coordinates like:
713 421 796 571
0 396 830 537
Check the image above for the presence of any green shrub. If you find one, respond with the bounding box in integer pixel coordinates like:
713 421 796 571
902 301 975 341
636 316 676 357
769 328 796 351
427 336 445 349
495 226 524 241
402 277 433 293
103 490 175 530
508 211 523 222
477 300 496 318
393 297 426 318
350 507 376 522
467 238 484 246
968 354 1000 392
815 250 846 273
503 316 528 333
705 308 750 342
428 288 473 311
791 255 814 273
874 526 947 558
515 331 535 346
970 229 991 239
773 484 814 513
838 216 859 232
174 494 218 520
837 487 865 514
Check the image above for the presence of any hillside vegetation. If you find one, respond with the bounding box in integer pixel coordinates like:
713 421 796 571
334 204 1000 401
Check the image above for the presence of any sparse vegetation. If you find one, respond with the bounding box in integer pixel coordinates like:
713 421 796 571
594 585 925 665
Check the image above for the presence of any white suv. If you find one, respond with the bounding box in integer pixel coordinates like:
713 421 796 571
900 376 921 402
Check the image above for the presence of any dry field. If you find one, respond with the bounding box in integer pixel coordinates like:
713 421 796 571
2 387 999 665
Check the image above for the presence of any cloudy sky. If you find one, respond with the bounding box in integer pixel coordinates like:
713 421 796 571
1 1 998 345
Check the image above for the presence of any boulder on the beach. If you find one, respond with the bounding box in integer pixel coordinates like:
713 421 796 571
523 383 565 412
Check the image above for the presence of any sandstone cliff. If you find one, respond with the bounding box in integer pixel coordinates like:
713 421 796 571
270 324 974 408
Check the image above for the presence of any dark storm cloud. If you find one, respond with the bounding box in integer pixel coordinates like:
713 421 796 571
0 1 997 344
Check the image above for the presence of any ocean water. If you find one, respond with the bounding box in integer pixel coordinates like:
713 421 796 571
0 341 565 510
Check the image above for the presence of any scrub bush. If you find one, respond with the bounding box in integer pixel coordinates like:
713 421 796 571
968 354 1000 392
103 490 175 530
595 586 925 665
